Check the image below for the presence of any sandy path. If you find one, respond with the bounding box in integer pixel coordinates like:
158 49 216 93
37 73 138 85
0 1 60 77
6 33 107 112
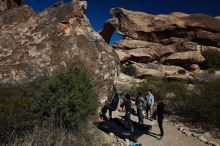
112 110 207 146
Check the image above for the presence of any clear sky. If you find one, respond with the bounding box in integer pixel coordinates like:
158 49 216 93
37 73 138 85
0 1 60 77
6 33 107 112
25 0 220 45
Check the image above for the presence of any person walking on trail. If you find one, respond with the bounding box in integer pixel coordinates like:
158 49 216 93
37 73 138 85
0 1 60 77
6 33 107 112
99 92 120 120
135 93 146 124
145 89 154 119
124 94 133 132
157 96 164 140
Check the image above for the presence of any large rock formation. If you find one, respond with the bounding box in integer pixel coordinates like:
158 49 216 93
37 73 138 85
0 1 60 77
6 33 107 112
0 1 118 99
111 8 220 48
111 8 220 83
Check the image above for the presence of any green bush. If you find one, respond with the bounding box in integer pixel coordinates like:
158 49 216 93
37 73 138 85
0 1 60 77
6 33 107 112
200 77 220 128
0 86 35 143
121 64 137 77
0 66 99 145
136 77 220 129
31 66 98 131
178 69 187 75
207 68 216 74
202 50 220 69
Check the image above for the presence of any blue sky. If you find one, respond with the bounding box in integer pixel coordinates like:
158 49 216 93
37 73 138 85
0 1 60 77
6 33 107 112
25 0 220 45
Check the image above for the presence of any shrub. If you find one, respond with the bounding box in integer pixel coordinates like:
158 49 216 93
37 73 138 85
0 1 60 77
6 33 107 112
200 77 220 128
121 64 137 77
202 50 220 69
31 66 98 131
207 68 216 74
136 77 220 129
178 69 187 74
0 66 99 145
0 86 35 143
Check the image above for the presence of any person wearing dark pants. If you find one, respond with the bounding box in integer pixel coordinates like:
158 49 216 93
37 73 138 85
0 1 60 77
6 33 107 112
157 96 164 140
124 94 133 132
100 93 120 120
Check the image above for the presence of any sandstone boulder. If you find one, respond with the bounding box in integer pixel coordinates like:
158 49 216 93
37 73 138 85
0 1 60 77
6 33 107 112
129 63 192 80
114 73 143 94
166 74 194 81
0 1 117 99
201 45 220 52
170 39 199 52
114 49 130 62
114 39 174 63
164 51 205 67
115 49 153 63
190 64 201 73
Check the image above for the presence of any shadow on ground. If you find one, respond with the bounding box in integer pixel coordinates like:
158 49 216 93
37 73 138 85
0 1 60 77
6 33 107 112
95 117 157 142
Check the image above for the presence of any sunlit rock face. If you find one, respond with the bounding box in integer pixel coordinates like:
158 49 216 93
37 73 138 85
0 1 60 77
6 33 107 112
0 1 118 99
111 8 220 81
111 8 220 47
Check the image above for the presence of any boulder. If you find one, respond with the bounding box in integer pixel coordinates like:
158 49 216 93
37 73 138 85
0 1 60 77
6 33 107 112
0 1 117 99
129 63 192 80
190 64 201 73
114 49 130 62
115 49 153 63
171 39 199 52
111 8 220 48
164 51 205 67
166 74 194 81
201 45 220 52
114 39 174 63
114 73 143 94
114 39 164 50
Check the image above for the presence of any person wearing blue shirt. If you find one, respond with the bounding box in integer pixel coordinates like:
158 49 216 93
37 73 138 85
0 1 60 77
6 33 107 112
100 93 120 120
145 89 154 119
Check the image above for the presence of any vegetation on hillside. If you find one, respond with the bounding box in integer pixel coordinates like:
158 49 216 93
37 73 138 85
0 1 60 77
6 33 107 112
0 66 99 145
136 77 220 130
121 64 137 77
201 49 220 69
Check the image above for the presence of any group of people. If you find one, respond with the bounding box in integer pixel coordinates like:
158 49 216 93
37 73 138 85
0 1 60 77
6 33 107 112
99 89 165 140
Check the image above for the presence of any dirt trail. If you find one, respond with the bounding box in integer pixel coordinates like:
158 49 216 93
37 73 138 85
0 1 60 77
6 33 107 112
112 110 207 146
